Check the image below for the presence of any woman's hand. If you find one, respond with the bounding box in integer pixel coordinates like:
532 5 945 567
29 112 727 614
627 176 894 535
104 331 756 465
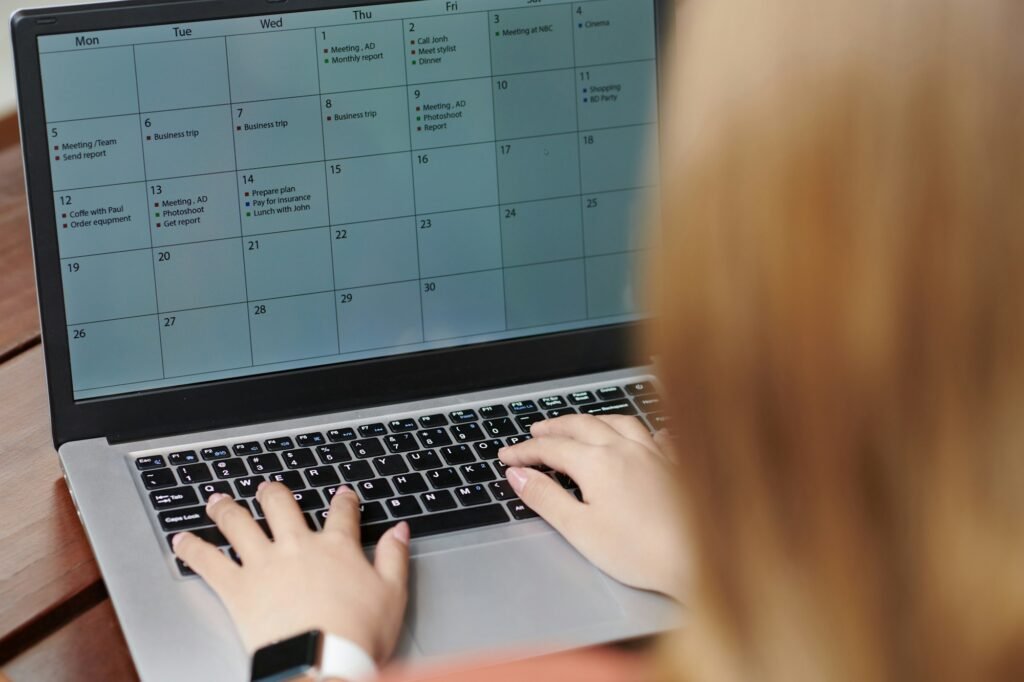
172 482 410 661
499 415 689 602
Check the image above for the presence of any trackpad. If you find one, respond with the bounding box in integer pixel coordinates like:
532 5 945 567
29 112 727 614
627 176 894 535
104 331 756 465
408 533 625 654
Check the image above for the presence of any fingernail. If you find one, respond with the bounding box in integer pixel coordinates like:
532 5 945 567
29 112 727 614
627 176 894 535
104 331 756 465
257 482 268 492
392 521 410 546
171 533 186 549
338 485 354 496
507 467 529 493
206 493 227 508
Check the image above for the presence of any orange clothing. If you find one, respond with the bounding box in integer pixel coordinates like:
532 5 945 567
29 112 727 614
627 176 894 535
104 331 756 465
381 647 650 682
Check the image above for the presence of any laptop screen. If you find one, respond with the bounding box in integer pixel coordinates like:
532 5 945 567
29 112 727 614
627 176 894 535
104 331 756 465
36 0 659 400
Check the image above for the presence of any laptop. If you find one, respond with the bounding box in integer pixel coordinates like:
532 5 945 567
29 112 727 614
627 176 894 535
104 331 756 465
10 0 677 679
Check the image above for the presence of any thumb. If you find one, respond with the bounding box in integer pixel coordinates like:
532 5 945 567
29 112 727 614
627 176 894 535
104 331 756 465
507 467 583 538
374 522 410 590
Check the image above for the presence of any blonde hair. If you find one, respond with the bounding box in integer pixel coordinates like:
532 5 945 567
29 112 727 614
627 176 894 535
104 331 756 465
649 1 1024 680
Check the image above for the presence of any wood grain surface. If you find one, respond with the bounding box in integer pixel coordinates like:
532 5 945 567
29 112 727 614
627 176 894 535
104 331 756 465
0 143 39 361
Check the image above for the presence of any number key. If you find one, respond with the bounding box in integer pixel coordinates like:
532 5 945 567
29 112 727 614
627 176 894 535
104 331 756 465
283 448 317 468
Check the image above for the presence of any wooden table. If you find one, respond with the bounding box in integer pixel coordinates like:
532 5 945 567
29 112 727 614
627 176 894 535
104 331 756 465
0 138 139 679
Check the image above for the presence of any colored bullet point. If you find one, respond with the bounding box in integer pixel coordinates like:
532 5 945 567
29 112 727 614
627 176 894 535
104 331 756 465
325 59 329 64
236 126 241 131
324 49 328 53
54 156 59 161
246 212 251 217
53 146 58 151
146 135 152 140
156 223 161 228
244 192 250 197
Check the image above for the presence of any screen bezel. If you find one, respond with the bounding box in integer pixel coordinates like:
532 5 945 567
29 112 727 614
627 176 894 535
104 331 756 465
12 0 672 448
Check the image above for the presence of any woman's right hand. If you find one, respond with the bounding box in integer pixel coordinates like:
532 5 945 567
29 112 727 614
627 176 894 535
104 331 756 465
498 415 690 602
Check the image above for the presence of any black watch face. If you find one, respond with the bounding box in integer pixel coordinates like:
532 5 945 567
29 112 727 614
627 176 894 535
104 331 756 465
251 630 320 682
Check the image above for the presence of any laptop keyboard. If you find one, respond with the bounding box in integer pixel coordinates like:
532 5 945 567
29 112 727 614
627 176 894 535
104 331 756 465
133 380 664 578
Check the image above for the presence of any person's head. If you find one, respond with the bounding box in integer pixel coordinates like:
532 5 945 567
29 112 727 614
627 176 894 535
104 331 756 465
649 0 1024 680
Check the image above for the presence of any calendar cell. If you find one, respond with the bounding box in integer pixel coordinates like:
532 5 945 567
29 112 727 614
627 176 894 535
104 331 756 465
501 196 584 268
337 281 424 353
417 207 503 279
586 251 640 319
332 217 419 290
421 270 505 341
55 182 150 258
152 172 242 247
135 38 230 112
318 21 407 93
234 96 325 170
67 316 163 392
497 133 580 204
249 292 338 366
410 77 495 149
573 0 657 67
160 304 252 378
413 143 498 215
50 115 144 191
323 87 410 159
153 239 247 313
583 188 654 256
62 250 157 325
490 5 575 75
243 227 334 301
41 47 138 121
578 61 657 132
580 124 657 194
327 153 414 225
505 259 587 330
227 30 320 102
405 13 492 85
240 162 329 236
143 105 236 179
492 69 577 140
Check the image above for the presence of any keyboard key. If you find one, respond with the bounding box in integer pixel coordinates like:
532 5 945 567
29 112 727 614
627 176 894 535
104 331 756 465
150 486 199 510
350 439 385 458
359 423 387 437
547 407 577 418
596 386 625 401
489 480 516 501
254 489 323 516
167 451 199 466
159 505 210 532
648 413 670 429
197 481 232 500
451 423 485 443
263 437 294 451
200 446 231 461
340 460 374 482
357 478 394 501
440 445 475 465
568 391 596 405
373 455 409 477
247 453 283 474
508 400 538 414
327 428 356 442
493 460 509 478
635 396 662 413
296 432 325 447
304 466 341 488
455 484 490 507
283 448 317 469
135 455 167 470
388 418 417 433
555 472 577 489
421 490 457 512
267 470 304 491
473 439 503 460
176 558 196 577
360 501 388 524
460 462 495 484
448 409 477 424
417 428 452 448
233 475 265 497
361 504 509 546
505 435 532 446
482 418 517 438
177 463 213 485
393 473 428 495
213 459 248 479
385 433 418 453
582 401 638 416
385 495 422 519
316 443 350 464
417 414 448 428
624 381 656 397
232 442 262 456
478 404 508 418
166 526 227 548
539 396 567 410
515 413 545 430
508 500 539 520
408 449 442 471
428 467 462 489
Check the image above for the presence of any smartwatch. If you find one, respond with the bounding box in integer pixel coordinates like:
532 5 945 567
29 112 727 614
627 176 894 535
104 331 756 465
250 630 377 682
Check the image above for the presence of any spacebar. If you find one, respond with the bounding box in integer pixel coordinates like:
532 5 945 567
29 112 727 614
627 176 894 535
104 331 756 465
361 504 510 546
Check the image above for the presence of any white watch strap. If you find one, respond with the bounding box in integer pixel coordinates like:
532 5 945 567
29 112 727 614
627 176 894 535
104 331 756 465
318 634 378 682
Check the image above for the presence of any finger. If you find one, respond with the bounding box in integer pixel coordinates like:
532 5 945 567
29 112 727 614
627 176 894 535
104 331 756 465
172 531 238 591
256 482 310 543
374 522 410 590
206 493 269 561
653 429 675 459
594 415 661 455
322 486 360 540
530 414 624 446
498 435 593 476
506 467 585 538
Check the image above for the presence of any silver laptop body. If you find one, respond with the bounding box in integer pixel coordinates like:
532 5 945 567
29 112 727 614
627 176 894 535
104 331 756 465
12 0 679 679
